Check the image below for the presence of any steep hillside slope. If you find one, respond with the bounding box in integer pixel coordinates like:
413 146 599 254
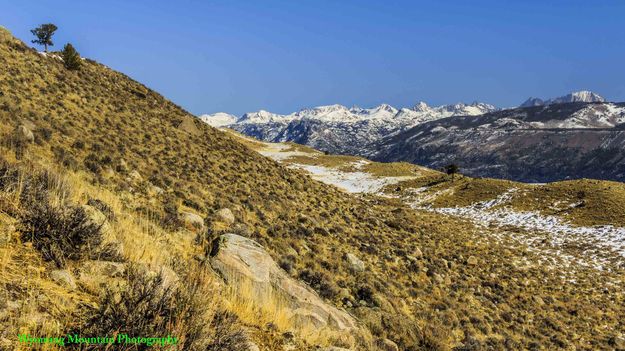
372 102 625 182
1 26 624 350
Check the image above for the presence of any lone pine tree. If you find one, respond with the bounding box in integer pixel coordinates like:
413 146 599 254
31 23 57 52
445 163 460 181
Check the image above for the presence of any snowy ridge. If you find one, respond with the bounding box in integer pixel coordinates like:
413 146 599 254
201 101 498 126
529 103 625 128
201 100 498 155
199 112 238 127
520 90 606 107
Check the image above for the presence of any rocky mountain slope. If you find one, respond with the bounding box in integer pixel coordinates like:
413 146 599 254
202 102 497 155
2 24 624 351
371 102 625 182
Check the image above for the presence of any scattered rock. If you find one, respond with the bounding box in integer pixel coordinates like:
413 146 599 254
180 211 204 231
81 205 111 234
155 266 179 290
117 159 129 173
21 120 37 131
467 256 478 265
149 185 165 196
215 208 235 226
101 166 115 178
81 260 125 277
345 253 365 272
211 234 359 331
49 270 76 290
533 296 545 306
432 273 444 284
15 125 34 143
244 341 260 351
286 246 299 257
613 335 625 349
376 338 399 351
0 222 14 244
129 170 143 181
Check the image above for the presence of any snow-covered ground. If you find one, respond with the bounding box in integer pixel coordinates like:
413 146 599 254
290 164 413 193
413 189 625 267
254 140 415 193
257 142 313 161
248 135 625 270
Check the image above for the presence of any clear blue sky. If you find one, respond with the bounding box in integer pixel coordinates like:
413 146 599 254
2 0 624 116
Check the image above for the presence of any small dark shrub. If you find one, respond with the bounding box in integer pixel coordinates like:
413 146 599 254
20 203 102 267
161 196 180 229
355 284 377 306
205 311 249 351
52 146 78 170
34 127 53 145
72 140 85 149
83 153 102 174
81 265 246 351
299 269 339 299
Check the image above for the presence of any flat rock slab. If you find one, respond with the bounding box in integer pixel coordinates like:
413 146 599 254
211 234 358 331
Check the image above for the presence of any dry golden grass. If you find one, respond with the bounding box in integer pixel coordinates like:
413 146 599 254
221 275 361 349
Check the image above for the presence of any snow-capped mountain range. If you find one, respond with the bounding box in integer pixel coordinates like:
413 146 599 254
199 101 498 154
200 101 498 127
200 91 625 176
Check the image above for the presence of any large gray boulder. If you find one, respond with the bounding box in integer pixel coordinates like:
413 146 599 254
210 234 358 331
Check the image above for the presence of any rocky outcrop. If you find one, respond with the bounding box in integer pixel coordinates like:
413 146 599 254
210 234 358 331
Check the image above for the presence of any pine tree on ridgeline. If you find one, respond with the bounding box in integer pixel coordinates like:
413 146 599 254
61 43 82 70
31 23 58 52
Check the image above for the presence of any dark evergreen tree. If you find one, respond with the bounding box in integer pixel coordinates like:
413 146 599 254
30 23 58 52
61 43 81 70
444 163 460 181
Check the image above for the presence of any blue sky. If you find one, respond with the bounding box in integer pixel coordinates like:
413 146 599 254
2 0 624 116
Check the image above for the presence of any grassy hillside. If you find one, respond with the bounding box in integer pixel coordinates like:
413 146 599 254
1 26 624 350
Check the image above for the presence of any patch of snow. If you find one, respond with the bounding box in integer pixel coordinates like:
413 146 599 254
257 143 317 161
413 190 625 263
291 164 413 194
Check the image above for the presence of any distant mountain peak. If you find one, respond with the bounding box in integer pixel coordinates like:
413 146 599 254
520 91 605 107
414 101 430 111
